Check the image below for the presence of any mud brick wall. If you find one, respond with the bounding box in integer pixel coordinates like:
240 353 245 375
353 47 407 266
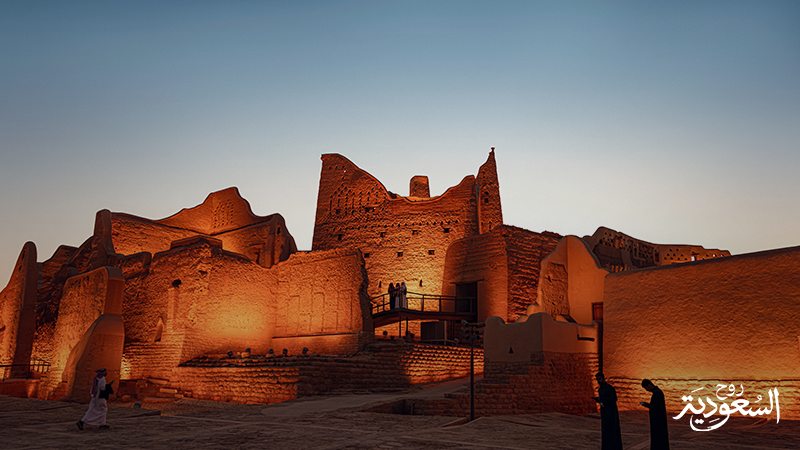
604 246 800 386
174 365 300 404
413 351 597 417
0 242 38 372
271 248 371 356
40 266 117 397
110 188 296 269
609 377 799 420
443 226 560 322
312 153 501 299
298 343 484 395
502 227 561 322
32 245 76 362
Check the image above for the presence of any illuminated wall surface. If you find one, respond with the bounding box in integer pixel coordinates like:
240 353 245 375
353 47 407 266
1 149 798 415
312 152 502 298
604 246 800 418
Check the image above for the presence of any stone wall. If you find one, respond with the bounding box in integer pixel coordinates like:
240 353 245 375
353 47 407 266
173 343 483 404
442 229 508 321
503 227 561 322
408 352 598 417
311 152 501 298
604 245 800 418
110 187 296 269
32 245 77 362
584 226 729 272
271 249 371 355
120 242 370 380
413 313 601 417
442 226 560 322
0 242 38 375
536 235 607 324
174 365 300 404
40 266 124 400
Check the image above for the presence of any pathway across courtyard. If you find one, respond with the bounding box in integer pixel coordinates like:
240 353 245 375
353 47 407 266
1 392 797 449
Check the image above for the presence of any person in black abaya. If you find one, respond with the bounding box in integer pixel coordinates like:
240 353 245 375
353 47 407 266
593 372 623 450
640 379 670 450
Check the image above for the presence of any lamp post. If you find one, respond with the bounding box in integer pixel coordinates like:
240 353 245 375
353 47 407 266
462 320 484 421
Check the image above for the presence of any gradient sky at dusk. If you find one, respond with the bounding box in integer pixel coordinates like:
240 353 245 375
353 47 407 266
1 1 799 284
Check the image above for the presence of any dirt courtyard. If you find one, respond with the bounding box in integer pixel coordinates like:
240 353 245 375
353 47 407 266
0 394 796 449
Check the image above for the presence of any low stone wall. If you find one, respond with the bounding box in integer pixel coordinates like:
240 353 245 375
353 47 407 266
410 351 598 417
122 343 484 405
174 366 300 404
299 343 484 395
270 333 364 357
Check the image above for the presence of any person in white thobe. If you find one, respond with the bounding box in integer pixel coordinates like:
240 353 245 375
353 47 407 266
77 368 109 430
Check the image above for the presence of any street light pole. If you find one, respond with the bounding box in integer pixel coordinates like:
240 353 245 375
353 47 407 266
469 330 475 421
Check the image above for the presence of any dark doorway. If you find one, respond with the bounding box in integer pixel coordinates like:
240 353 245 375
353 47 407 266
455 282 478 315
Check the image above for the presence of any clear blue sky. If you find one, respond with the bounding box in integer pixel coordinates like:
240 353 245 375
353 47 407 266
1 1 799 285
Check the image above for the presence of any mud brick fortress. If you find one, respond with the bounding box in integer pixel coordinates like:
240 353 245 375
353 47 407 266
2 150 799 418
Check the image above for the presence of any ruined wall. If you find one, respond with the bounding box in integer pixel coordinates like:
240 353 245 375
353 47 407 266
475 148 503 234
0 242 38 375
121 242 370 380
584 226 729 272
121 238 273 380
536 236 608 324
271 248 370 355
442 226 560 322
110 187 296 268
110 213 195 257
41 266 123 399
503 227 561 321
32 245 77 362
604 245 800 418
312 153 500 298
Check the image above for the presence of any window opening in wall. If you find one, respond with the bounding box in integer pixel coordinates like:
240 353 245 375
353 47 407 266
397 251 403 257
364 252 371 258
380 231 386 238
484 197 489 204
379 281 382 288
171 279 182 288
419 280 423 287
443 228 451 233
154 318 164 343
428 249 435 255
412 230 420 235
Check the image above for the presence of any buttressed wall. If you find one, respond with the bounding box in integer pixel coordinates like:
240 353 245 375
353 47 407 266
41 266 124 400
311 151 502 298
603 246 800 417
536 236 608 325
442 226 561 322
0 242 38 376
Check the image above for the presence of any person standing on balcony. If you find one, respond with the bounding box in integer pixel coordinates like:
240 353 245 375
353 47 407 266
388 282 396 310
400 281 407 308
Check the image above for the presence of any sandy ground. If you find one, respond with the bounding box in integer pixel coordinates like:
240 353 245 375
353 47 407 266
0 393 797 449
